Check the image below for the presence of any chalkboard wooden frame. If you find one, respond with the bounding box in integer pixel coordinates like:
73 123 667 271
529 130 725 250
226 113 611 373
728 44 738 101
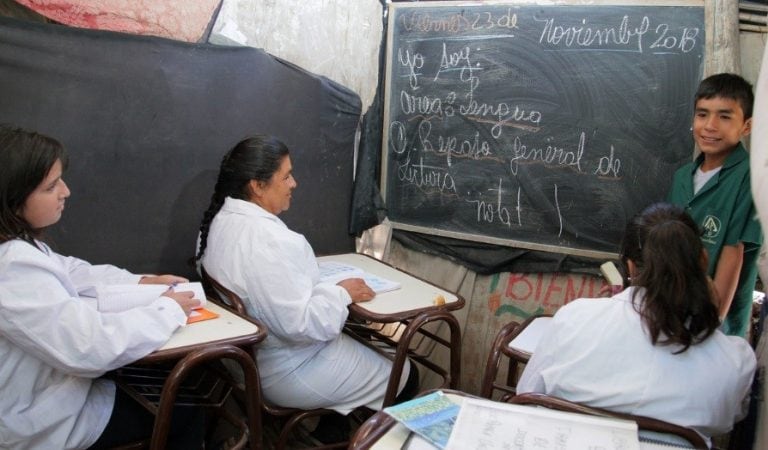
381 0 706 259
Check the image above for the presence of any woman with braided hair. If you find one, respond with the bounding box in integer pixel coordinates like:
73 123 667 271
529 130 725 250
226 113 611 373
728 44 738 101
196 136 417 441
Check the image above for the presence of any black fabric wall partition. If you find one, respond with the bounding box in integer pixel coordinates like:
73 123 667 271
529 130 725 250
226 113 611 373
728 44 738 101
0 17 360 277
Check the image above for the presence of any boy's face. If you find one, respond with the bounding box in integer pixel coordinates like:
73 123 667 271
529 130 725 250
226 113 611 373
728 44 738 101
693 96 752 159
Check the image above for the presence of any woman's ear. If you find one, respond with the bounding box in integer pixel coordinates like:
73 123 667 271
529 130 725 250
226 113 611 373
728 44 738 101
248 179 262 200
741 117 752 138
626 259 638 280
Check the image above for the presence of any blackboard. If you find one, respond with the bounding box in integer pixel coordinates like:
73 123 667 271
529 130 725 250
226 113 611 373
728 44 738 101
0 17 360 277
382 1 705 258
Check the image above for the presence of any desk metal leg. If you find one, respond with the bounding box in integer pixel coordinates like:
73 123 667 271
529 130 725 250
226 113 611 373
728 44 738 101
151 345 262 450
382 310 462 407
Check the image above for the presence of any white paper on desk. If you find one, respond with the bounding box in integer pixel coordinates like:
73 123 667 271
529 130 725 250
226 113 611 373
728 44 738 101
446 398 640 450
508 317 552 354
319 261 401 294
89 282 206 313
404 435 439 450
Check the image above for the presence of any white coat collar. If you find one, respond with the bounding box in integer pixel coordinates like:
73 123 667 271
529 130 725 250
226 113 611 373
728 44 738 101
221 196 285 225
614 285 646 305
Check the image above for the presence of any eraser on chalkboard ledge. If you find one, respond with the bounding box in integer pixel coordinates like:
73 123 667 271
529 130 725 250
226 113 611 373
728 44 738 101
600 261 623 295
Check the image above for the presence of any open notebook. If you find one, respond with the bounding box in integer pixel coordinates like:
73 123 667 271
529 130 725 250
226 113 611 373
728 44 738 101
318 261 401 294
81 282 217 324
383 392 644 450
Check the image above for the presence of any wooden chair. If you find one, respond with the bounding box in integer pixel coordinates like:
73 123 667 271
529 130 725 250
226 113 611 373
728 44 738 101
200 266 351 450
508 392 708 449
200 265 247 315
481 314 552 400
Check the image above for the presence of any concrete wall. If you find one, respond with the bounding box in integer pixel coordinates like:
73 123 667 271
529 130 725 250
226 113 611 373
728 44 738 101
742 32 767 86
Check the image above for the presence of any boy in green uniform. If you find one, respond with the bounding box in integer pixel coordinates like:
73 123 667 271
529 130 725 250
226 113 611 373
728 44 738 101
668 73 762 338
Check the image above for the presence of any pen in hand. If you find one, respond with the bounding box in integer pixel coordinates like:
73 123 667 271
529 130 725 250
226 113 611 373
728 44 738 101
162 287 197 316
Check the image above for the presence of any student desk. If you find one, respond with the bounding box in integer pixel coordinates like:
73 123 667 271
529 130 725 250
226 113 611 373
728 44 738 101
349 391 698 450
317 253 465 406
142 302 264 362
115 302 266 450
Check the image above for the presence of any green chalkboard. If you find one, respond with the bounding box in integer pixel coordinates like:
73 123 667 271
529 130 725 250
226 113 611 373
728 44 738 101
382 1 705 258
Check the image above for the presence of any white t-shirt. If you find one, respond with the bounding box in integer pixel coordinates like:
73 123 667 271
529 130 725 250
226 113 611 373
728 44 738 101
694 165 721 194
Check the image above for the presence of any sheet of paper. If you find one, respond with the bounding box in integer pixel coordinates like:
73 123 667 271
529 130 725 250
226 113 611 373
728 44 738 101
318 261 365 284
446 398 640 450
405 434 440 450
319 261 401 294
508 317 552 354
362 273 402 294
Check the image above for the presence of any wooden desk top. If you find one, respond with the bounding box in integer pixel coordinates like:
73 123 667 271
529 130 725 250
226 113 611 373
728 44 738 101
317 253 464 322
141 302 266 363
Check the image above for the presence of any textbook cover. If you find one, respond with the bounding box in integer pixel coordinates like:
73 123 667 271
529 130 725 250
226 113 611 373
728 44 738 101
383 391 459 449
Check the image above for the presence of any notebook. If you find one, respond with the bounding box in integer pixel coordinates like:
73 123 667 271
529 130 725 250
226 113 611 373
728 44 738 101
318 261 401 294
88 282 207 313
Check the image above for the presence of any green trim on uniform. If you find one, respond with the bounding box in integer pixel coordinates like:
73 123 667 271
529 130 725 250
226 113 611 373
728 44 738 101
668 143 763 337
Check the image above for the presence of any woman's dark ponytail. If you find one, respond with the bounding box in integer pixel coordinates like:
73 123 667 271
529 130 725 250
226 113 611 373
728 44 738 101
621 203 720 352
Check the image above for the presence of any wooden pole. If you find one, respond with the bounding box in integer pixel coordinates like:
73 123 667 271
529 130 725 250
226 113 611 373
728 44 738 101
705 0 741 75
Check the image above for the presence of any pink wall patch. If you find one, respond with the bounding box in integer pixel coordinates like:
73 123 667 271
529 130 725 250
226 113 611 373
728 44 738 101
15 0 220 42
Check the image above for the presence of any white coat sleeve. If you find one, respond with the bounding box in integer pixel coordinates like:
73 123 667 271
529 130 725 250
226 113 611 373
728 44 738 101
242 238 351 344
0 245 186 377
733 342 758 423
516 316 562 394
45 244 142 290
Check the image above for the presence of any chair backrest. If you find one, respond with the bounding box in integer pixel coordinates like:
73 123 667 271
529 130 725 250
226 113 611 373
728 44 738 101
200 265 247 315
507 393 708 449
481 314 552 400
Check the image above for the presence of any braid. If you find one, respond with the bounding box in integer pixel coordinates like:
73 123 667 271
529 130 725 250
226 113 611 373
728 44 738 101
195 189 226 261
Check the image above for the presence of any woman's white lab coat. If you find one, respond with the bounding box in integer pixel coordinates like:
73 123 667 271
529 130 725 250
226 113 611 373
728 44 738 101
0 239 187 450
201 197 406 414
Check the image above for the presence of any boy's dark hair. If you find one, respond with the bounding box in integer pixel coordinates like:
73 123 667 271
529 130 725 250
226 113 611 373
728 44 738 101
695 73 754 119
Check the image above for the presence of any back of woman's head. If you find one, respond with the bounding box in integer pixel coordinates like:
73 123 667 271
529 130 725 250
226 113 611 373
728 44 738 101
620 202 719 352
196 135 290 260
0 124 67 243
